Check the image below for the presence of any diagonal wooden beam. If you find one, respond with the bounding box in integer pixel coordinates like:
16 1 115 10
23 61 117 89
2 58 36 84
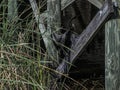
56 0 114 77
70 0 114 64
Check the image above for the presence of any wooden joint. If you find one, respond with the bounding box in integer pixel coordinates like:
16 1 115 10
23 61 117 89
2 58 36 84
56 0 115 78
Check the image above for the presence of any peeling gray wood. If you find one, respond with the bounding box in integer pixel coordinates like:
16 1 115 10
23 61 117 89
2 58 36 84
70 0 114 65
105 0 120 90
56 0 114 76
41 0 104 19
40 0 75 19
105 19 120 90
47 0 61 66
47 0 61 32
29 0 74 67
29 0 59 67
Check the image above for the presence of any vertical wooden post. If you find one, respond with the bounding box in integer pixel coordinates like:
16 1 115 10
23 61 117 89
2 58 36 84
29 0 59 68
47 0 61 89
47 0 61 66
47 0 61 29
105 19 120 90
105 9 120 90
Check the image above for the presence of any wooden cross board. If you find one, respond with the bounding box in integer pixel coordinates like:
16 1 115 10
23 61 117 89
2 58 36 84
56 0 115 76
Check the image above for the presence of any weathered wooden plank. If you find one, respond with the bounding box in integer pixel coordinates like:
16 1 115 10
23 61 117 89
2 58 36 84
70 0 114 64
29 0 76 68
29 0 59 68
47 0 61 67
105 0 120 90
40 0 75 17
47 0 61 31
40 0 104 20
56 0 114 76
105 19 120 90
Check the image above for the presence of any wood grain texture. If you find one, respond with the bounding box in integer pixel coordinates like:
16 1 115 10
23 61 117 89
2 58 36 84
47 0 61 67
105 0 120 89
105 19 120 90
29 0 59 68
40 0 75 18
47 0 61 31
70 0 114 64
56 0 114 77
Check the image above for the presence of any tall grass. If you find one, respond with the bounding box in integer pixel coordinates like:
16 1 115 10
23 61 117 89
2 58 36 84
0 0 51 90
0 0 87 90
